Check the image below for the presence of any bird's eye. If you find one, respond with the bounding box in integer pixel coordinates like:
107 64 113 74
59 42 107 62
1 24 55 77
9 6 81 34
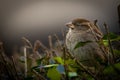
71 27 74 30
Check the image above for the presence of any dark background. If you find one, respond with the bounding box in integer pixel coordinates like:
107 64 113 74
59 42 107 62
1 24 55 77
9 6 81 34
0 0 120 55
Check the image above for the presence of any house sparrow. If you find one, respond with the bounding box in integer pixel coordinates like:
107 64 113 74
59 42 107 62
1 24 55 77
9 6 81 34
65 18 109 66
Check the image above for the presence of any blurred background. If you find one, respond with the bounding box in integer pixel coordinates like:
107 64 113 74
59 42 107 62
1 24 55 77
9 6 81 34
0 0 120 55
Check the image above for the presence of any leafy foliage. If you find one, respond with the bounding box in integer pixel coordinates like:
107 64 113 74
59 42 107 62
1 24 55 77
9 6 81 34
0 32 120 80
54 57 64 65
47 67 61 80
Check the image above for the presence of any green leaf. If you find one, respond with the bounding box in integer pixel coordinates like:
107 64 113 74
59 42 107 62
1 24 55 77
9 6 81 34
47 67 61 80
103 65 115 75
74 41 92 50
68 72 77 77
103 33 118 40
65 59 75 65
65 59 78 71
113 49 120 56
44 64 59 68
54 57 64 65
114 63 120 71
103 40 109 46
103 32 120 41
103 63 120 75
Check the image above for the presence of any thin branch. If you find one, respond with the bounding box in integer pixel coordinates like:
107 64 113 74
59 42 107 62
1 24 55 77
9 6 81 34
54 34 62 50
104 23 115 63
24 47 27 77
11 56 19 80
63 46 69 80
48 35 53 50
22 37 33 49
36 40 48 51
94 19 102 32
32 70 46 80
0 43 15 80
33 40 43 58
0 51 14 80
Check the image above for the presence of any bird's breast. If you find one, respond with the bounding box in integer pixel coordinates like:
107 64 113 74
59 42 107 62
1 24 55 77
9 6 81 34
66 31 96 51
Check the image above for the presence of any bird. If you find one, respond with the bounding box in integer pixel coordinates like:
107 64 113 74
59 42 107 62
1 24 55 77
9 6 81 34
65 18 109 66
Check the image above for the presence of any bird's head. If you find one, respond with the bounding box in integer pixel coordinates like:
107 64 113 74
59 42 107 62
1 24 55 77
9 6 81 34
66 18 90 31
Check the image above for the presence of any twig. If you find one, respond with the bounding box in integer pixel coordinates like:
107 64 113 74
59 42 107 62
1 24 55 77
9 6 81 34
63 46 69 80
24 47 27 77
32 69 46 80
94 19 102 32
22 37 33 49
36 40 48 51
0 51 14 80
54 34 62 50
104 23 115 63
0 43 15 80
22 37 34 77
0 42 3 50
89 23 108 60
48 35 53 50
11 56 19 80
33 40 43 58
61 29 66 40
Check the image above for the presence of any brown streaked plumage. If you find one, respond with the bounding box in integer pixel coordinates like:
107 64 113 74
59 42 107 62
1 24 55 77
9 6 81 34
65 18 109 66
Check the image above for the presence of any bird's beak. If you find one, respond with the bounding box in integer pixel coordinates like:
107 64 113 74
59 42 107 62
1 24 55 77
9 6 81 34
66 22 75 29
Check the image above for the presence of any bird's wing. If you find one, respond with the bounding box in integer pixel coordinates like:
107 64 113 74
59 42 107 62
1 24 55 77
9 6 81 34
87 22 103 41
